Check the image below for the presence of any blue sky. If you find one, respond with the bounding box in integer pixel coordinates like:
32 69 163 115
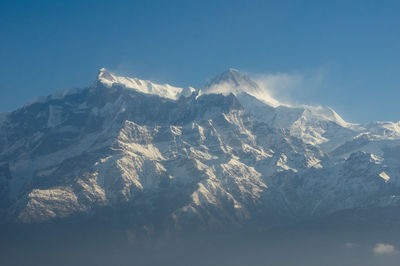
0 0 399 123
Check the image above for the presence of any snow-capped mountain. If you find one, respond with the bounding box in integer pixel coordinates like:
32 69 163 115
205 69 400 152
0 68 399 232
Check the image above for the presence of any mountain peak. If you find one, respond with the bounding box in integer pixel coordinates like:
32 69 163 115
205 68 259 89
97 67 114 81
97 67 116 85
203 69 280 107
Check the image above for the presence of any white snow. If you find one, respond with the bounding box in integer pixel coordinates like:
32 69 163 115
364 121 400 140
379 171 390 182
97 68 195 100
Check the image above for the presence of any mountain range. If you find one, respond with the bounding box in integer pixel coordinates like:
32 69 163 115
1 68 399 234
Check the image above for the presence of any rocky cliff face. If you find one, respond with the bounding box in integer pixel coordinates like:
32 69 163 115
0 69 399 232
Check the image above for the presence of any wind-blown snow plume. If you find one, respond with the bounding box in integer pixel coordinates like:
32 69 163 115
251 67 327 106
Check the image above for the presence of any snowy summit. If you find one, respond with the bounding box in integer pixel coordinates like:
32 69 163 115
202 68 281 107
97 68 195 100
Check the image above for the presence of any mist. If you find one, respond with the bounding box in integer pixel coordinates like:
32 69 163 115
2 218 400 266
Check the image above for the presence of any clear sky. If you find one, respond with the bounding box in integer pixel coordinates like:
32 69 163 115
0 0 399 123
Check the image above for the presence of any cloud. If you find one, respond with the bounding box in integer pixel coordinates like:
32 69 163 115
373 243 397 255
